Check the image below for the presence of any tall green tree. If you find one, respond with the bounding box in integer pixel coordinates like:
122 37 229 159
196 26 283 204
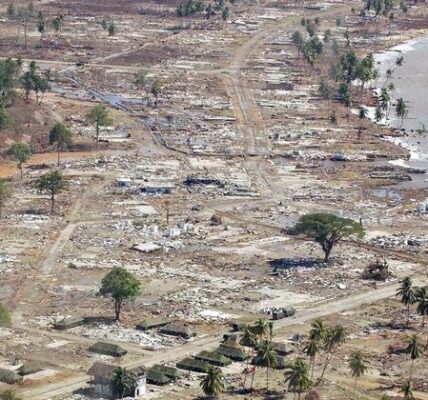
100 267 140 321
200 365 224 398
35 170 66 213
86 105 113 146
405 335 421 382
292 213 364 262
319 325 347 381
348 351 369 399
284 357 312 400
109 367 136 399
7 142 31 179
0 178 12 218
49 122 72 165
396 277 416 327
254 340 277 391
415 287 428 348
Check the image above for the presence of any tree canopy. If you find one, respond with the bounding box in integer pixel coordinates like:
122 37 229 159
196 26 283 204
49 122 72 165
7 142 31 178
35 170 66 213
292 213 364 262
86 105 113 145
100 267 140 321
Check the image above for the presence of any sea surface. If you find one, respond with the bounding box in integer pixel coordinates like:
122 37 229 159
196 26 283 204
374 35 428 170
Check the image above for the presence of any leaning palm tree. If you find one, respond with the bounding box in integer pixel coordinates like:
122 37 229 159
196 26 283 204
405 335 422 382
319 324 347 381
395 97 408 128
348 351 369 399
396 277 416 327
254 340 277 391
400 380 415 400
200 365 224 398
109 367 136 399
285 357 312 400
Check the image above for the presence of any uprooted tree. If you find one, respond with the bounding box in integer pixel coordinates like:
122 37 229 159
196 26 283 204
99 267 140 321
291 213 365 262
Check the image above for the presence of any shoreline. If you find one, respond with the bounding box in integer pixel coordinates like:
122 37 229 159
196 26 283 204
371 33 428 171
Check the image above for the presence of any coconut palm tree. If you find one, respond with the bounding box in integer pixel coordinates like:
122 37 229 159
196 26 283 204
379 87 391 120
400 380 415 400
200 365 224 398
348 351 369 399
249 319 271 390
285 357 312 400
109 367 136 399
396 277 416 327
241 325 257 390
319 324 347 381
405 335 422 382
309 319 326 341
415 287 428 348
305 338 320 378
254 318 271 340
254 340 277 391
415 287 428 327
395 97 408 128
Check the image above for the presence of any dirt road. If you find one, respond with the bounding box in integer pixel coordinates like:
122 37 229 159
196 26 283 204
18 276 427 400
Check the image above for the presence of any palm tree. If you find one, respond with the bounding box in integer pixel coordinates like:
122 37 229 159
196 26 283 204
109 367 136 399
200 365 224 398
396 277 416 327
285 357 312 400
405 335 422 381
415 287 428 327
348 351 369 399
379 87 391 120
319 324 347 381
304 338 320 378
400 380 415 400
415 287 428 348
241 326 257 390
395 97 408 128
254 340 277 391
309 319 326 341
249 318 272 390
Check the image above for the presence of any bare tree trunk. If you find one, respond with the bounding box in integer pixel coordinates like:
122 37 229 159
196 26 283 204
19 162 23 179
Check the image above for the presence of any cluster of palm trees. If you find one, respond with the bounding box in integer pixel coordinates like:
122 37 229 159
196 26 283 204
200 318 349 399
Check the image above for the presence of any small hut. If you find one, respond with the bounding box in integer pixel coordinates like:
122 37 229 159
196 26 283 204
160 323 194 339
217 343 247 361
195 351 232 367
176 358 210 373
88 342 127 357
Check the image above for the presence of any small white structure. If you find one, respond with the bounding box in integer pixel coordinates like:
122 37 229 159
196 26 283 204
135 376 146 397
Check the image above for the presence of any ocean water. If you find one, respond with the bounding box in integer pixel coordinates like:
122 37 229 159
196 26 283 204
374 35 428 169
